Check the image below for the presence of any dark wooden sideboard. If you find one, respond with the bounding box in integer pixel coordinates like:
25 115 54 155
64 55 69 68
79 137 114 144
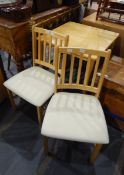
0 4 80 74
0 18 30 72
100 56 124 131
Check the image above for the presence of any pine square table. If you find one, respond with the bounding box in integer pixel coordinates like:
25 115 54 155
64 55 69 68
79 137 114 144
53 22 119 51
53 22 119 83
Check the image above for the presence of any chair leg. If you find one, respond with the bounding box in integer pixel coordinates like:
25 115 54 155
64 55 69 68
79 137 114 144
37 106 43 126
43 136 48 155
7 89 16 111
90 144 102 163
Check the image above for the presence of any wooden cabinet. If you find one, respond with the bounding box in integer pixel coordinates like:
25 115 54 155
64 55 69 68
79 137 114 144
100 56 124 131
0 69 7 103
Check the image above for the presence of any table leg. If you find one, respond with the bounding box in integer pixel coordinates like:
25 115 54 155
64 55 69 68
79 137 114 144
0 53 7 80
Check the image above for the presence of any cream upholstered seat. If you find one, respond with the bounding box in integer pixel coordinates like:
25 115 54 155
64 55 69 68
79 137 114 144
4 27 69 126
42 92 109 144
41 47 111 162
4 66 55 107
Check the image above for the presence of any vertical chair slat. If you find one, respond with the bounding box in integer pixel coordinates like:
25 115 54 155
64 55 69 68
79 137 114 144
38 33 42 61
91 56 100 87
62 53 67 84
69 54 75 84
48 37 52 64
43 35 47 62
65 35 69 47
84 54 91 86
76 58 83 84
32 30 37 66
54 37 57 45
58 52 61 71
60 39 63 47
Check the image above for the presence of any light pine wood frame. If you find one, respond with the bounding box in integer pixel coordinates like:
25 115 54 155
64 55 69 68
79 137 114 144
33 27 69 126
7 27 69 127
32 26 69 73
44 47 111 162
55 47 111 98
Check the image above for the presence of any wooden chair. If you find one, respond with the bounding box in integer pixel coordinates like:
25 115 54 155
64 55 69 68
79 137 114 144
4 27 69 126
41 47 111 162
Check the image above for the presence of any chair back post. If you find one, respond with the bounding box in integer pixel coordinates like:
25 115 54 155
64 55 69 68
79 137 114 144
54 45 59 94
65 34 69 47
96 49 111 98
32 25 37 66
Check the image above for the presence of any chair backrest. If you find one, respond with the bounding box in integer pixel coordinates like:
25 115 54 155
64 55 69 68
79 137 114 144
32 26 69 74
55 47 111 98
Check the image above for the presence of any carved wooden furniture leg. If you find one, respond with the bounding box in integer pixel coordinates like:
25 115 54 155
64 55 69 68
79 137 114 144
7 54 11 70
90 144 102 163
7 89 16 111
43 136 48 155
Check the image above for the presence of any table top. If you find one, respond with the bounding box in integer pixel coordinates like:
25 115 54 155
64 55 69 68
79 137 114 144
53 22 119 51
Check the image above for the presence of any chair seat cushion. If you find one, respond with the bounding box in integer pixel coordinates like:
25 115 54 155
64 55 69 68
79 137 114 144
4 66 55 107
41 92 109 144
